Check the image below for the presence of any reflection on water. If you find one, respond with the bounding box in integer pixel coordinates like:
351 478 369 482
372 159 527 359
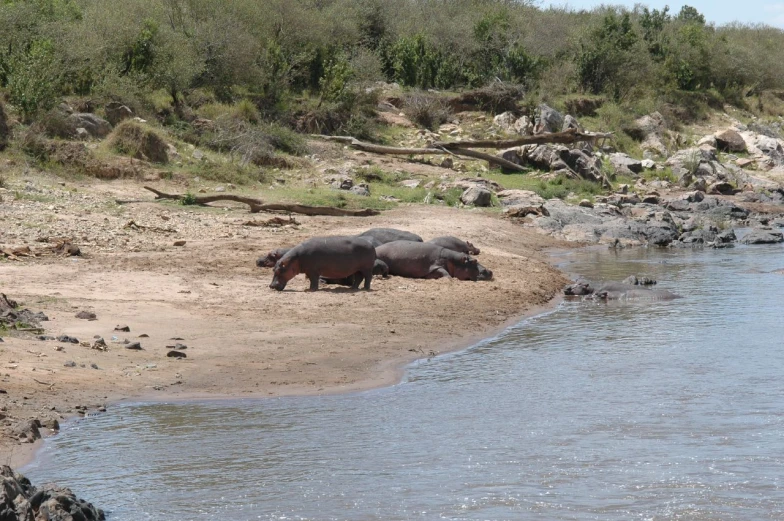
24 244 784 520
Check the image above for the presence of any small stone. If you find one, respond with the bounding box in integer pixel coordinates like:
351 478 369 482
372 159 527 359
138 334 150 338
125 342 143 350
114 325 130 332
63 361 76 368
53 346 64 352
75 310 97 320
578 199 594 208
173 240 186 246
36 335 56 341
167 350 187 359
90 363 99 369
57 335 79 344
214 186 225 192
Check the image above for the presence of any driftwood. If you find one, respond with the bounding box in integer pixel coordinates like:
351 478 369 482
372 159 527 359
143 187 380 217
433 128 614 150
311 135 527 172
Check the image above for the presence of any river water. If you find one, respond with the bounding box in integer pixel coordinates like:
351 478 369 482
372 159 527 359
22 243 784 520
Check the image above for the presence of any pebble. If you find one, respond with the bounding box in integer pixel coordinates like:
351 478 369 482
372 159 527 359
125 342 143 350
167 350 187 359
63 361 76 368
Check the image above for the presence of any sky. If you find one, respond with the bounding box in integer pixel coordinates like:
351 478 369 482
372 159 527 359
547 1 784 28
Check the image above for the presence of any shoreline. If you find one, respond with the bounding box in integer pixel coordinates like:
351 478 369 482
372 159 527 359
18 293 567 472
2 202 573 470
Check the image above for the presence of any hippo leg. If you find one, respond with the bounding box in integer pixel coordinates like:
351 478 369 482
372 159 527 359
426 267 452 279
307 273 320 291
361 268 372 290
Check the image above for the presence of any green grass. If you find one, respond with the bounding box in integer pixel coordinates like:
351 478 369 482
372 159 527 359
481 170 605 200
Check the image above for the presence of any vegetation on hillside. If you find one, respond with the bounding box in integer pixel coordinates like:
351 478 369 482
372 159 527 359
1 0 784 196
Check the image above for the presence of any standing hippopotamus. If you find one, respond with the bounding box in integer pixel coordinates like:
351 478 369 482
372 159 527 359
427 236 480 255
321 259 390 287
270 236 376 291
376 241 492 281
256 248 290 268
357 228 423 248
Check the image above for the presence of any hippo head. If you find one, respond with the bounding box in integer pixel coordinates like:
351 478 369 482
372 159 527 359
476 263 493 281
450 256 482 281
257 248 288 268
373 259 390 278
564 282 593 296
269 256 300 291
466 241 481 255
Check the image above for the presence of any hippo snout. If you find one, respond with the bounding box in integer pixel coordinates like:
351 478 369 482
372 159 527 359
478 268 493 281
256 258 265 268
270 281 286 291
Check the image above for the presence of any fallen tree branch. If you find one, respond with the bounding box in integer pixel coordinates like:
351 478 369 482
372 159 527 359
311 136 527 172
433 129 615 150
142 187 380 217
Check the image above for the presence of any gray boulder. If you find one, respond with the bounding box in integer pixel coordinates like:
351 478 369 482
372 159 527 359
461 186 493 207
534 104 564 134
609 153 643 175
492 112 517 132
65 113 112 139
741 229 784 244
104 102 134 126
715 129 747 153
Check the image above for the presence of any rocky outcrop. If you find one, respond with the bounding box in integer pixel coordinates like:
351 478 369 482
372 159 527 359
461 186 492 207
65 113 112 139
0 465 104 521
608 153 643 176
715 129 746 153
740 229 784 244
632 112 668 157
534 104 564 134
104 102 134 126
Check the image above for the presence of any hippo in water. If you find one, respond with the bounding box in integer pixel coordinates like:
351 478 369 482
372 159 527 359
376 240 492 281
256 247 291 268
427 236 480 255
356 228 423 248
270 236 376 291
564 281 679 300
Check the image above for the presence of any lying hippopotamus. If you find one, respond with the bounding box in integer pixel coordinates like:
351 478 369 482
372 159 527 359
376 240 492 281
270 236 376 291
256 248 291 268
564 280 679 300
356 228 423 248
427 236 480 255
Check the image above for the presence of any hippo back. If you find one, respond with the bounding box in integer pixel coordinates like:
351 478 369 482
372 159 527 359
357 228 423 247
427 236 480 255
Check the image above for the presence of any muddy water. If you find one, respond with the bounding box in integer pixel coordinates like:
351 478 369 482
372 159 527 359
23 244 784 520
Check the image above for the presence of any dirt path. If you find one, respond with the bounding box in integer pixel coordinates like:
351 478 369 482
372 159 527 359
0 180 570 466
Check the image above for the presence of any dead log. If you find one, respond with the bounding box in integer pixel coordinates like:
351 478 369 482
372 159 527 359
310 135 527 172
142 187 380 217
433 129 615 150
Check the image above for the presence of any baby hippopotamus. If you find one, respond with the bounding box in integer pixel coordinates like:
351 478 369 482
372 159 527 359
427 236 480 255
256 248 290 268
270 236 376 291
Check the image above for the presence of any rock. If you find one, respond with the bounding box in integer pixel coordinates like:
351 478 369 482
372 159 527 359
642 194 660 204
350 184 370 197
715 129 747 153
496 190 545 208
114 325 130 332
74 127 90 140
578 199 594 208
400 180 420 189
633 112 668 156
63 361 77 368
534 104 564 134
11 420 40 441
513 116 533 135
192 149 204 160
740 229 784 244
75 311 97 320
125 342 143 350
167 350 187 359
609 153 643 175
173 240 186 247
707 181 736 195
460 186 493 207
65 113 112 139
641 159 656 169
736 157 754 168
104 102 134 126
0 102 8 151
562 114 581 131
440 157 454 169
56 335 79 344
492 111 517 131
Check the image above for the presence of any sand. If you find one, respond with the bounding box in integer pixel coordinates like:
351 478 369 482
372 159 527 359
0 181 570 467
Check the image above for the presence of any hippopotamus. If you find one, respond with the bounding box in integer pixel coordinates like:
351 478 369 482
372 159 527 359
427 236 480 255
256 248 290 268
564 281 679 300
320 259 390 287
356 228 423 248
269 236 376 291
376 240 492 281
622 275 657 286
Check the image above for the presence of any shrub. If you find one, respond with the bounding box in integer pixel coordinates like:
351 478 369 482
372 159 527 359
109 121 169 163
403 92 452 130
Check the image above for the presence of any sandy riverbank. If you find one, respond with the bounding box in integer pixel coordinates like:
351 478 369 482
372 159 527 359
0 183 571 467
